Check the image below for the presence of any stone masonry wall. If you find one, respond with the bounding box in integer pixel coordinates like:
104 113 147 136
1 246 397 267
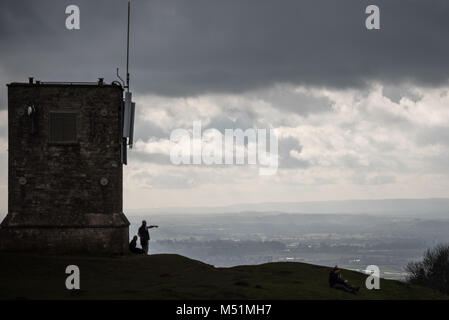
0 83 129 254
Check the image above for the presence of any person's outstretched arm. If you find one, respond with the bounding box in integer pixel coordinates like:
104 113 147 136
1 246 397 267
149 225 158 228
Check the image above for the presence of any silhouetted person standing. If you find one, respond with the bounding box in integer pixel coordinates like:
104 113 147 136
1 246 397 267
138 220 158 254
129 235 145 254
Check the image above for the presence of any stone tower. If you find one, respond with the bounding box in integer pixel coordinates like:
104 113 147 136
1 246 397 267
0 79 130 254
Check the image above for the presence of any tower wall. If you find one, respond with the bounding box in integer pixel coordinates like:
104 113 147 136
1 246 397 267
0 82 129 254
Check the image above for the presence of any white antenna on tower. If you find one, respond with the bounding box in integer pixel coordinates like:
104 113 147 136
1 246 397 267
126 0 130 92
120 1 136 165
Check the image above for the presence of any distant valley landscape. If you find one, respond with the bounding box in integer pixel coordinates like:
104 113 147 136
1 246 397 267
126 198 449 281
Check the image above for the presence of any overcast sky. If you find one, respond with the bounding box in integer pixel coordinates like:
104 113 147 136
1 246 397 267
1 0 449 212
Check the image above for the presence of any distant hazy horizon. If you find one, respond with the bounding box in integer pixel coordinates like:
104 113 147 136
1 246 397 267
124 197 449 218
1 197 449 220
125 207 449 280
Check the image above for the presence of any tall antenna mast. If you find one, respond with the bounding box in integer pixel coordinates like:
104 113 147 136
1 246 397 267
126 0 131 92
121 1 136 155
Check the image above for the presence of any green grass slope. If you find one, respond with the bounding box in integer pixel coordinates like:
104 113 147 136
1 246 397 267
0 253 445 300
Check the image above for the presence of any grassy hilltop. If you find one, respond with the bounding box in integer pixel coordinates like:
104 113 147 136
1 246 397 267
0 253 445 300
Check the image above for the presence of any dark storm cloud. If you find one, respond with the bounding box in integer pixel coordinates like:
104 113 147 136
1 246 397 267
1 0 449 104
382 85 423 104
134 117 167 140
206 116 256 135
248 86 334 115
278 136 310 169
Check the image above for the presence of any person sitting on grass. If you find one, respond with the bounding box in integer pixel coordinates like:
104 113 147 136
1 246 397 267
329 266 360 294
129 235 145 254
